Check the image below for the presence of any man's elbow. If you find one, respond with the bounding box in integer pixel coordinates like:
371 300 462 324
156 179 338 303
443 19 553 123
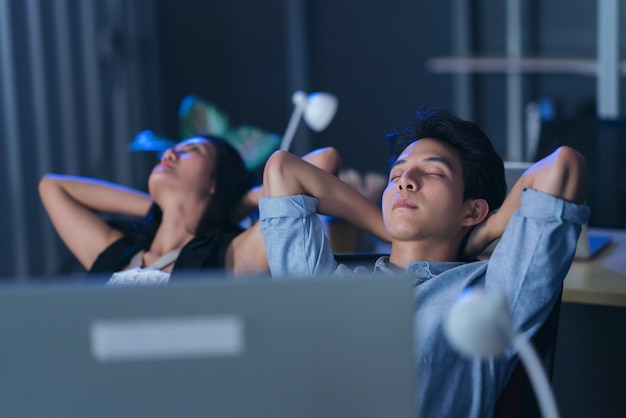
306 146 342 175
263 150 296 197
552 146 587 204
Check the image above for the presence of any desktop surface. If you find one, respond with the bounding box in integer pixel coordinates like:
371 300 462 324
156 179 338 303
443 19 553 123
564 227 626 307
0 276 416 418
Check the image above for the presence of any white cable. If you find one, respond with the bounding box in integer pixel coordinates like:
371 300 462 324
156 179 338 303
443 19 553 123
445 289 561 418
512 334 560 418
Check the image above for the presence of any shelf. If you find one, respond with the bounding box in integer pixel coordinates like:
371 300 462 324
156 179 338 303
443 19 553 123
430 0 620 160
427 56 626 76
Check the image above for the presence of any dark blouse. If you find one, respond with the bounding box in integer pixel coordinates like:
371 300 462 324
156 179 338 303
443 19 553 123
90 226 243 281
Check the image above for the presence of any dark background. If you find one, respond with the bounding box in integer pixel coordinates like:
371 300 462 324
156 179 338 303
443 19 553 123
155 0 453 176
155 0 625 174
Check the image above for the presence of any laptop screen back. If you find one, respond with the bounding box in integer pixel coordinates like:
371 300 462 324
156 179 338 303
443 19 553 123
0 275 416 418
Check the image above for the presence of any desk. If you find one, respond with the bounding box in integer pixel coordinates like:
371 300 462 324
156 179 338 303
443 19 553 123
564 228 626 307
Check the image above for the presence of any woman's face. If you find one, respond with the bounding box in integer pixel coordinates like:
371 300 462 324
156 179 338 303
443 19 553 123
148 137 217 204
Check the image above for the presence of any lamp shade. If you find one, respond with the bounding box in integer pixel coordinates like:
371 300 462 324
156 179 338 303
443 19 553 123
280 90 338 151
303 92 338 132
444 290 513 358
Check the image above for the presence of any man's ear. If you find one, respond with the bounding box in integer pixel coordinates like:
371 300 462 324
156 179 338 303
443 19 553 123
462 199 489 226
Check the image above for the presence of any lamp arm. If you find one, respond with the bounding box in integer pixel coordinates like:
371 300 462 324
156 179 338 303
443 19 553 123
512 334 560 418
280 104 306 151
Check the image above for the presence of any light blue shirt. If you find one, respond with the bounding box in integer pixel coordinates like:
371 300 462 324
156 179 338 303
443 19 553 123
259 188 590 418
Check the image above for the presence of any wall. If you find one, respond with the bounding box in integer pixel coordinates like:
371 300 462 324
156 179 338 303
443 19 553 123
156 0 456 177
157 0 626 174
156 0 289 147
0 0 163 280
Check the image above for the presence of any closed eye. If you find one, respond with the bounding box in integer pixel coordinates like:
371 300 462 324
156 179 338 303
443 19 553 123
178 145 202 154
388 168 403 182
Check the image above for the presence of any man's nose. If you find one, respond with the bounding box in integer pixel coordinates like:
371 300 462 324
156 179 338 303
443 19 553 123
398 170 418 191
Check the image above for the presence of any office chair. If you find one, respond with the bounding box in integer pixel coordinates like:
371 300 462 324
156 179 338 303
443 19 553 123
334 253 385 269
493 286 563 418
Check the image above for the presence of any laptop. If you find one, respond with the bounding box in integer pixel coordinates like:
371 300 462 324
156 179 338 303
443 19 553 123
574 223 612 260
0 275 416 418
504 161 611 260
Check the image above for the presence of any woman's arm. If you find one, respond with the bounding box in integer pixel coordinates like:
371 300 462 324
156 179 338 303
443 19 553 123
463 146 587 257
39 174 152 270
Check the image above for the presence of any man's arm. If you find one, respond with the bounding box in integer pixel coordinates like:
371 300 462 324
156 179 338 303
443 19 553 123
237 146 343 216
262 150 388 241
39 174 152 270
229 147 359 275
464 146 587 257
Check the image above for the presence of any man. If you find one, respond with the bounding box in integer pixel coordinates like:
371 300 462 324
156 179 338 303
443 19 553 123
259 106 589 417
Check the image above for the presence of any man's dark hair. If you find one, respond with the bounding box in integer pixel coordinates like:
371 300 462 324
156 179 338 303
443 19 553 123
386 106 506 213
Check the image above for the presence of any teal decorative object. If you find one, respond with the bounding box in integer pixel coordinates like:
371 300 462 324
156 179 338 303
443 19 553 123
225 125 280 170
178 94 229 139
129 93 280 170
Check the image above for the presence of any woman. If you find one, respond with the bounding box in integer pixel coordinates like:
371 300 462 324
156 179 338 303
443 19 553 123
39 134 340 282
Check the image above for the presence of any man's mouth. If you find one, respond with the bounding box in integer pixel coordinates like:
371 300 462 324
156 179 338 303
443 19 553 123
392 198 417 210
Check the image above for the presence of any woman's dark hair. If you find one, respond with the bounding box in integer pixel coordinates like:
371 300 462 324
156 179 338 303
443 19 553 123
386 106 506 213
194 135 257 236
123 134 257 244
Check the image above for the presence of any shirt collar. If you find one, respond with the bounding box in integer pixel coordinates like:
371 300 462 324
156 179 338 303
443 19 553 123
374 256 464 285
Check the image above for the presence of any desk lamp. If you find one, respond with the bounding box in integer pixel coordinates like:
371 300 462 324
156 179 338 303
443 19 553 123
280 90 338 151
444 289 560 418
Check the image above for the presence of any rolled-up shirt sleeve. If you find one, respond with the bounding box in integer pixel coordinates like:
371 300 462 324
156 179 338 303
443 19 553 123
486 188 591 335
259 195 339 278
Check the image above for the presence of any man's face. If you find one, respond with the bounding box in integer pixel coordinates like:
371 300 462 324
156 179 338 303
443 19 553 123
382 138 470 243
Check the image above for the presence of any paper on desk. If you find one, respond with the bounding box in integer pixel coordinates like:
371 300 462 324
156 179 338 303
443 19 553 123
601 231 626 276
603 251 626 276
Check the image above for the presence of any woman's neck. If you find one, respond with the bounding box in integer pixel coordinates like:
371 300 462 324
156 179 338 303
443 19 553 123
149 210 196 256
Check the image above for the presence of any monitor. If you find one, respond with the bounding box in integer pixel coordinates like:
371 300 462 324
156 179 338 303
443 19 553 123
0 275 416 418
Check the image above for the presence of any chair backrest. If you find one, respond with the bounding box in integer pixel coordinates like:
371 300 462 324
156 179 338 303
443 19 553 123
493 286 563 418
334 253 385 269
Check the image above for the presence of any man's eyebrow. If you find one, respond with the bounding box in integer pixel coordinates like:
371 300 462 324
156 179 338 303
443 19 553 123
391 156 456 172
423 156 456 172
390 159 407 169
